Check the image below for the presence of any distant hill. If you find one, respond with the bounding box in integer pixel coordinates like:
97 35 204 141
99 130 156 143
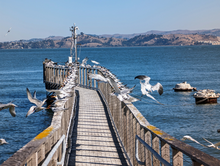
99 29 220 39
1 29 220 49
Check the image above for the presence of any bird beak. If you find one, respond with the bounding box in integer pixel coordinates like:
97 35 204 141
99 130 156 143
46 105 51 109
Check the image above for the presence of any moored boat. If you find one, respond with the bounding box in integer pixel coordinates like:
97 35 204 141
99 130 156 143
194 89 220 104
173 81 197 91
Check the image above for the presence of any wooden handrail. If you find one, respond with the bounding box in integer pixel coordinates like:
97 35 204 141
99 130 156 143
1 90 76 166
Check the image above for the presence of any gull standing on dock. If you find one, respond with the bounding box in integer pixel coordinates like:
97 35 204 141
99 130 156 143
135 75 163 102
0 102 17 117
26 88 47 117
80 57 88 67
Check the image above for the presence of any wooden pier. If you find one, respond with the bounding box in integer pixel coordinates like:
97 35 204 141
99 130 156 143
2 61 220 166
67 87 128 165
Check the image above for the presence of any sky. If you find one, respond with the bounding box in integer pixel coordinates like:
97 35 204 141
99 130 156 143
1 0 220 42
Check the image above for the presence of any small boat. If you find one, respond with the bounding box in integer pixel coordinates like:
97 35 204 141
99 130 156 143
173 81 197 92
193 89 220 104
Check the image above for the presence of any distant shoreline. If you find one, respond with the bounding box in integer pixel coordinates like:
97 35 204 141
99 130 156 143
1 33 220 49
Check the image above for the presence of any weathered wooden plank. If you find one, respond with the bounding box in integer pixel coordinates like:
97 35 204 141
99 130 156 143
172 148 183 166
161 140 170 165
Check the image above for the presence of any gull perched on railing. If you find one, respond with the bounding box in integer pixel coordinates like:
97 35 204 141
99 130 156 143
135 75 163 103
80 57 88 67
26 88 47 117
46 89 73 99
0 102 17 117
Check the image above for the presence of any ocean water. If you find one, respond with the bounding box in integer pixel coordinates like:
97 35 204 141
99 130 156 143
0 46 220 164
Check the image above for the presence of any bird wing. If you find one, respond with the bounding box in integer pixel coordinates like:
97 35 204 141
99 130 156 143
82 57 88 64
26 106 36 117
145 93 159 103
89 74 107 82
126 95 140 103
120 86 135 94
108 77 121 94
183 136 208 147
214 141 220 147
40 99 47 107
91 60 99 64
26 88 42 106
135 75 149 80
33 91 36 99
0 103 8 110
152 82 163 95
9 105 16 117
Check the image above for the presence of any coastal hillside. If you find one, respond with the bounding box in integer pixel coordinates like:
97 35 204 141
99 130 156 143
0 33 220 49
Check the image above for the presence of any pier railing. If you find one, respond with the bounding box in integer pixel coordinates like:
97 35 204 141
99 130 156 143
1 89 76 166
77 66 220 166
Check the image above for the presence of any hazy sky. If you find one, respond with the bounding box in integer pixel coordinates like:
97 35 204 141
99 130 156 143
1 0 220 42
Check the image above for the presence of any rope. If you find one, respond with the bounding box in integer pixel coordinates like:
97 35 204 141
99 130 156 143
195 98 208 104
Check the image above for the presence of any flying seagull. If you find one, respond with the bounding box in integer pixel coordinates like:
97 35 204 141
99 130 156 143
91 60 99 65
0 138 8 145
135 75 163 102
26 88 47 117
0 102 17 117
203 138 220 150
181 135 208 147
5 27 11 36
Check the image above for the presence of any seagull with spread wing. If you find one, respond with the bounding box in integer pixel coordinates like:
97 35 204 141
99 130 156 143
5 27 11 36
203 138 220 150
181 135 208 147
26 88 47 117
135 75 163 102
0 102 17 117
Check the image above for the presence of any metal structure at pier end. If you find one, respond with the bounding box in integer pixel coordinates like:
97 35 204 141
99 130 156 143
1 60 220 166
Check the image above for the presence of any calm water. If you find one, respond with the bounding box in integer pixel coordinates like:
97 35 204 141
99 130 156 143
0 46 220 164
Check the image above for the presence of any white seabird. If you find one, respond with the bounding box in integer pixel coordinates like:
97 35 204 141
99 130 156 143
89 73 137 102
80 57 88 67
0 102 17 117
203 138 220 150
26 88 47 117
0 138 8 145
181 135 208 147
135 75 163 102
5 27 11 36
91 60 100 65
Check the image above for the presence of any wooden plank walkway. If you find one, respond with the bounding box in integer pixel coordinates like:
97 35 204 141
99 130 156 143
68 87 129 166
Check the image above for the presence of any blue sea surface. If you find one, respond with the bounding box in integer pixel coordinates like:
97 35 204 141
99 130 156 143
0 46 220 164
